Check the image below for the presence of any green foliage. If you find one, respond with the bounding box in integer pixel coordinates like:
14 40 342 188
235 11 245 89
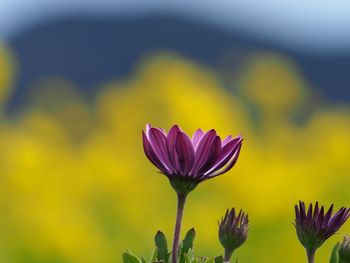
122 251 142 263
123 229 225 263
122 248 161 263
182 228 196 253
149 247 158 263
330 243 340 263
183 249 215 263
329 242 350 263
180 228 196 263
154 231 169 262
122 249 222 263
214 256 223 263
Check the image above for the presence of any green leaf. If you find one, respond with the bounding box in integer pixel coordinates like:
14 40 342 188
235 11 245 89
154 231 169 262
184 248 195 262
330 243 340 263
122 252 142 263
214 256 223 263
184 254 192 263
179 228 196 263
148 247 158 263
179 253 186 263
141 257 147 263
182 228 196 254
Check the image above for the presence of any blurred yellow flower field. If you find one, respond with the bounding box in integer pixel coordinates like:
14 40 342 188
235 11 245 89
0 46 349 262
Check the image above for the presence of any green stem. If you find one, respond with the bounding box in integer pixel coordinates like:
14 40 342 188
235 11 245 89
171 193 187 263
224 248 233 262
306 249 315 263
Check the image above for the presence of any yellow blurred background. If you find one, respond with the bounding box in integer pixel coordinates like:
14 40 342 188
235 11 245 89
0 42 349 263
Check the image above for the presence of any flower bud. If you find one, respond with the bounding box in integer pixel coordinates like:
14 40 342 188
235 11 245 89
294 201 350 255
218 208 249 261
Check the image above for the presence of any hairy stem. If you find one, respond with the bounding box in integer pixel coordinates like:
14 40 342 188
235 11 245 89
171 193 187 263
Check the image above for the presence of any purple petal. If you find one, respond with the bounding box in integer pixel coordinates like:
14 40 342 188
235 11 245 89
300 201 306 219
222 135 233 146
142 131 168 173
329 208 349 229
318 206 325 228
155 127 167 136
175 131 195 175
313 202 319 220
168 124 182 133
167 125 181 140
344 208 350 221
204 136 243 176
314 202 322 229
149 128 173 173
306 203 313 222
166 125 181 173
208 142 242 178
197 136 222 178
323 204 334 225
190 129 217 177
192 129 205 149
145 124 152 138
295 205 301 223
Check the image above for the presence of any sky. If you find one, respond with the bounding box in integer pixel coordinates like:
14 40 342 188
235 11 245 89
1 0 350 53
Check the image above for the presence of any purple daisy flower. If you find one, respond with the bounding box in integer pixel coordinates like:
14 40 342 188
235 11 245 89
142 124 243 194
142 124 243 263
294 201 350 263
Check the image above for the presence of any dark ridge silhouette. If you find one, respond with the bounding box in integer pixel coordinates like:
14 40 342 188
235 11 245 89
7 15 350 111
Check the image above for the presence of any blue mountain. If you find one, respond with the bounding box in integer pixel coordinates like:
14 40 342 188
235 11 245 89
7 15 350 110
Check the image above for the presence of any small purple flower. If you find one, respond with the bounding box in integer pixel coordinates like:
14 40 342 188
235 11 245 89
294 201 350 263
219 208 249 262
142 124 243 194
